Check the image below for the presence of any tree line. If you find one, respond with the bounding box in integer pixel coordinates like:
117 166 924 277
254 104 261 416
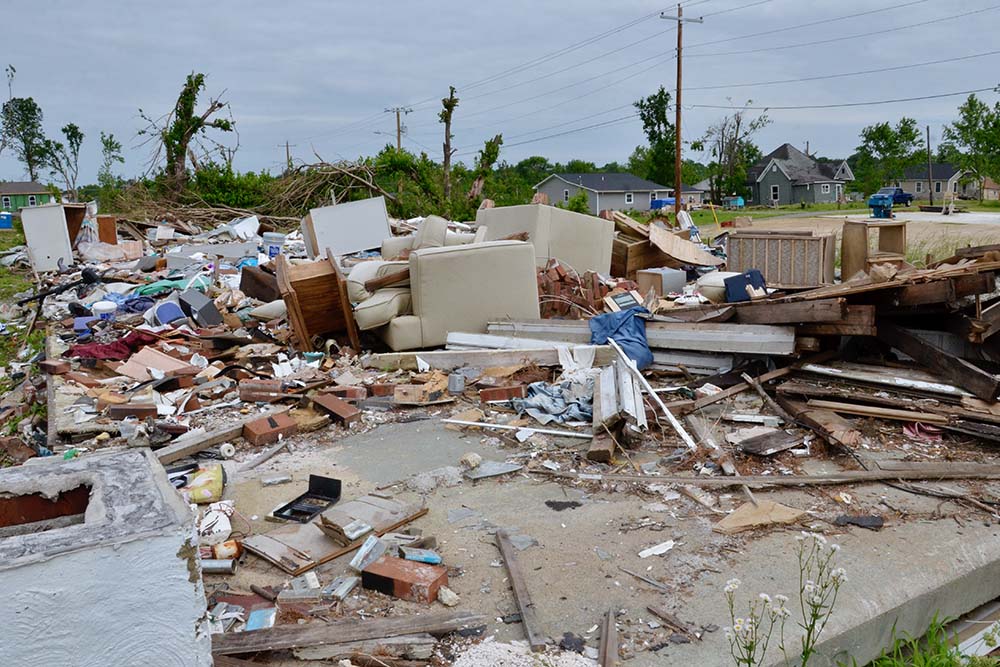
2 66 999 221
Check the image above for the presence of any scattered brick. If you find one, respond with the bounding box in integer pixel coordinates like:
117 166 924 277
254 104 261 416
243 412 298 446
108 402 158 420
38 360 70 375
312 393 361 425
369 383 396 397
362 555 448 604
479 385 526 403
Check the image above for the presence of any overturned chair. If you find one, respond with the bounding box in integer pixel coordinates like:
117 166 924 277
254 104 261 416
347 224 540 351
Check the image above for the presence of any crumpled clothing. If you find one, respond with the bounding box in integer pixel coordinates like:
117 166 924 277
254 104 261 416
64 330 159 361
589 306 653 370
133 275 209 296
512 380 593 426
102 292 156 314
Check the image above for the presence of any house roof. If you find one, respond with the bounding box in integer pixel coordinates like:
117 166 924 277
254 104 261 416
747 144 851 185
900 163 962 181
0 181 48 195
538 173 670 193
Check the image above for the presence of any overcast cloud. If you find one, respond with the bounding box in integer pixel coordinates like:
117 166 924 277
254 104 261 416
1 0 998 184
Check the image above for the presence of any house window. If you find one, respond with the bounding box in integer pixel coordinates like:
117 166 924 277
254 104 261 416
821 184 831 194
625 192 634 205
650 192 657 203
935 182 942 193
27 195 36 206
0 196 9 210
953 182 958 192
770 184 780 201
563 189 569 202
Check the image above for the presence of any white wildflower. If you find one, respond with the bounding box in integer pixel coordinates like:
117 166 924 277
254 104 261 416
812 533 828 545
776 606 791 619
829 543 841 552
759 593 772 605
724 578 741 593
831 567 848 584
775 594 789 604
810 594 823 606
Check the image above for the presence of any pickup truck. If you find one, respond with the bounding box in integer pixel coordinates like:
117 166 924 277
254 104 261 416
875 187 914 206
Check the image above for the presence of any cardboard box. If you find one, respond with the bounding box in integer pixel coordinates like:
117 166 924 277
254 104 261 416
636 267 687 297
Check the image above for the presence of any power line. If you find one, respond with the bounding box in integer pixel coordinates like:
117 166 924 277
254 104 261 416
687 85 1000 110
685 0 932 51
687 49 1000 91
687 3 1000 59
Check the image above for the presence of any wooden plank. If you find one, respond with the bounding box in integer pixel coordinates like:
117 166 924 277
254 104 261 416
495 529 547 652
648 222 723 267
733 298 846 325
156 408 288 465
599 608 618 667
805 399 948 424
365 346 614 371
212 611 486 656
797 361 971 398
776 396 861 451
363 267 410 292
587 431 616 463
531 464 1000 488
877 321 1000 402
796 305 877 337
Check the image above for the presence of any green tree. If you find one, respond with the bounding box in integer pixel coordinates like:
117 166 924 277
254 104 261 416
562 159 597 173
694 102 770 202
98 131 124 188
43 123 84 200
1 96 47 181
438 85 459 207
854 117 923 197
513 156 553 185
555 188 590 214
139 72 233 190
633 86 675 186
943 94 1000 202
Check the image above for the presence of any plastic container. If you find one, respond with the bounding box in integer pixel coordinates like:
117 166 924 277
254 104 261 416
92 300 117 321
0 212 12 230
262 232 286 259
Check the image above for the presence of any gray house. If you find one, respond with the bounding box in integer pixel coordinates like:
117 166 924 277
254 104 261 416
534 173 670 214
746 144 854 206
895 163 963 200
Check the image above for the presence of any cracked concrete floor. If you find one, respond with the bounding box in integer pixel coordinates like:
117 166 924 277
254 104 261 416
211 416 1000 666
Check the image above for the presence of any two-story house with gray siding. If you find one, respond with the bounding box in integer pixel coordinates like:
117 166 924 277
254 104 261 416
534 173 671 214
746 144 854 206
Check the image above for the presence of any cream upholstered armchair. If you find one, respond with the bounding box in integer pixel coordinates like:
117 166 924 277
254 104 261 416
381 215 487 260
346 240 540 351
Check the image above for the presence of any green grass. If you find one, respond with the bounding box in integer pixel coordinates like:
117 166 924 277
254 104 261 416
863 618 998 667
0 220 42 371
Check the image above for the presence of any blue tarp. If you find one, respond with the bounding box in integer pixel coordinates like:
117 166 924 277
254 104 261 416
588 306 653 370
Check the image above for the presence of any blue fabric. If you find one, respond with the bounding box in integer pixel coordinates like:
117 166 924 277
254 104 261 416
589 306 653 370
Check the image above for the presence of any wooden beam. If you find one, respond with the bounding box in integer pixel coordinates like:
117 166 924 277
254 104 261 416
156 408 289 465
212 611 486 655
530 464 1000 487
775 396 861 451
877 321 1000 402
734 298 847 325
599 608 618 667
796 305 877 337
364 268 410 292
496 529 547 652
805 399 948 424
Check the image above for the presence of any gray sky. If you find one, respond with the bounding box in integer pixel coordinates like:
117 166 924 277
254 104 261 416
2 0 998 184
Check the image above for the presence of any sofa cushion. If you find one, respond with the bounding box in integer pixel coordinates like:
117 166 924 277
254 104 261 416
353 287 412 330
380 315 424 351
412 215 448 249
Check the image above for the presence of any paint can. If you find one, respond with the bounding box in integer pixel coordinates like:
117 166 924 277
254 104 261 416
92 301 117 321
447 372 466 395
262 232 286 259
201 559 238 575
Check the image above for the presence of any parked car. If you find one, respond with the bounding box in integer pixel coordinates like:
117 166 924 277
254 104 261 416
875 187 914 206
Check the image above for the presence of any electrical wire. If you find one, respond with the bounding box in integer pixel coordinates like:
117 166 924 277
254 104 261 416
687 3 1000 59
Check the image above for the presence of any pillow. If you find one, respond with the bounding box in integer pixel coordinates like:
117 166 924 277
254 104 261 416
353 288 412 330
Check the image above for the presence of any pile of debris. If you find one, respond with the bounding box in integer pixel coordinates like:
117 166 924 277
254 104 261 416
4 197 1000 665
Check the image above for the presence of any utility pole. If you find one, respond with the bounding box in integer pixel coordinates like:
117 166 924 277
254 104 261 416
661 5 703 216
385 107 412 150
277 142 296 175
926 125 934 207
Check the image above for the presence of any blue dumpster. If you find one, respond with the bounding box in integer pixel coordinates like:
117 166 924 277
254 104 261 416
0 212 12 230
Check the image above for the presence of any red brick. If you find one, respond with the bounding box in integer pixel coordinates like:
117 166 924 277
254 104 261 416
242 412 298 446
321 386 367 402
480 385 526 403
39 360 70 375
369 383 396 397
311 393 361 424
361 555 447 604
108 402 158 420
239 379 286 403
